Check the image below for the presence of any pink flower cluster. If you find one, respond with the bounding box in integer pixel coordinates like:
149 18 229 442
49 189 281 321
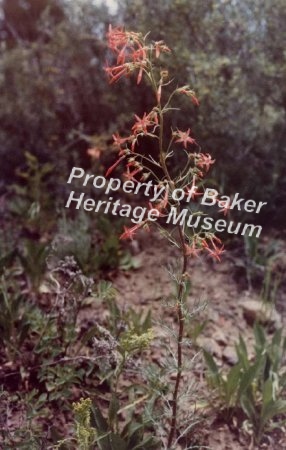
103 25 224 261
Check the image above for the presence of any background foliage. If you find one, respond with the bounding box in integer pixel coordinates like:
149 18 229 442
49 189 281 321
0 0 285 227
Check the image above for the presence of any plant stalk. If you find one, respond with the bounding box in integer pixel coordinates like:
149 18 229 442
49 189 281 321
167 224 187 448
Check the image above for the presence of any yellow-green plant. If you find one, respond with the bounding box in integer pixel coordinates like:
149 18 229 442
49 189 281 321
204 323 286 444
73 398 97 450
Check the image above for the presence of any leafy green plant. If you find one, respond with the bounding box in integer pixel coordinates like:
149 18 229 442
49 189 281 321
8 151 54 233
57 396 160 450
0 272 32 362
204 323 286 443
17 238 50 291
90 399 160 450
242 235 282 302
94 280 152 339
55 212 123 274
29 258 95 402
0 389 52 449
74 278 160 448
67 318 159 450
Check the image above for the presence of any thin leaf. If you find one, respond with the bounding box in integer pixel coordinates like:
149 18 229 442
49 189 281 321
108 394 120 426
238 357 262 398
240 394 256 421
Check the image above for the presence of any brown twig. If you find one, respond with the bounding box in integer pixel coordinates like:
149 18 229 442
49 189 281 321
167 224 188 448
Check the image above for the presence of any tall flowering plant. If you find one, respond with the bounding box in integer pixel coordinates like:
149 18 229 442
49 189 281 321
104 25 224 447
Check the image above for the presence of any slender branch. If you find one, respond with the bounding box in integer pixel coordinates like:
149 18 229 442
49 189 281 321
167 223 188 447
153 73 188 445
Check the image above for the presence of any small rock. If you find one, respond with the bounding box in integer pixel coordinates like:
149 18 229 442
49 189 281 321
214 262 230 274
212 329 228 346
130 239 140 255
223 346 238 365
197 336 222 358
208 310 220 323
239 299 282 329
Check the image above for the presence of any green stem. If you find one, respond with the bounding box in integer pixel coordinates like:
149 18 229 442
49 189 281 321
167 224 187 448
148 60 188 446
157 99 187 448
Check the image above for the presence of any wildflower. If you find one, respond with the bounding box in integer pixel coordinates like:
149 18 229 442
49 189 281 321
105 154 125 177
106 25 142 62
119 222 144 240
203 235 225 261
196 153 215 172
140 172 150 181
132 47 147 62
120 328 154 353
210 235 223 245
87 147 101 159
157 186 169 210
177 85 199 106
123 166 143 181
132 112 158 135
105 26 147 84
105 62 132 84
185 176 203 200
137 65 143 84
148 186 169 218
184 242 201 258
174 128 196 148
205 243 225 261
72 398 96 448
154 40 171 58
112 132 130 148
219 200 231 216
157 83 162 103
106 25 128 53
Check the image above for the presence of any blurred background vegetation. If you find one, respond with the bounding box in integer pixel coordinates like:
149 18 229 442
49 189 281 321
0 0 285 227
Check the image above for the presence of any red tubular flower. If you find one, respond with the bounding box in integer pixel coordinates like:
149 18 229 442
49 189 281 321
105 155 125 177
203 235 225 261
177 86 200 106
105 61 135 84
185 176 203 200
132 112 158 135
184 242 201 258
123 166 143 181
196 153 215 172
107 26 126 52
156 186 169 211
154 41 171 58
132 47 147 62
205 244 225 261
137 65 143 84
219 200 231 216
189 93 199 106
107 26 142 57
157 84 162 103
174 128 196 148
211 235 222 245
112 132 130 148
119 222 144 240
148 186 169 217
106 25 146 84
87 147 101 159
